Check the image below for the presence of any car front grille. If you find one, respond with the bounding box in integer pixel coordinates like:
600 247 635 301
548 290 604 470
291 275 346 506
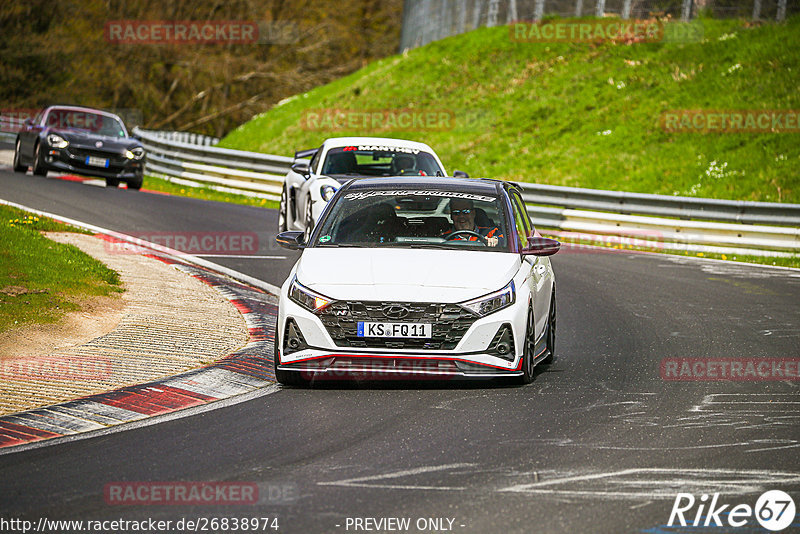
317 300 477 350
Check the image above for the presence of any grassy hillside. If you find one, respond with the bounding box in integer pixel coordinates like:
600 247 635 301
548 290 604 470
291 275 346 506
219 16 800 203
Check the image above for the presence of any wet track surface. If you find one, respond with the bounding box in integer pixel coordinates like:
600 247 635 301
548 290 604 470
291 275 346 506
1 170 799 533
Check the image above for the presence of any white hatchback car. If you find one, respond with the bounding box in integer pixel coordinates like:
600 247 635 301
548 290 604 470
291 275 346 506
274 177 559 385
279 137 465 240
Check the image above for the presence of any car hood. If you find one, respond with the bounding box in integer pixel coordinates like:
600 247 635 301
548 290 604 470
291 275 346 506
295 248 520 302
52 129 140 150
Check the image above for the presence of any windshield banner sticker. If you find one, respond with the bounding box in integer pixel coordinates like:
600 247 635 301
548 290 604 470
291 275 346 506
343 190 494 202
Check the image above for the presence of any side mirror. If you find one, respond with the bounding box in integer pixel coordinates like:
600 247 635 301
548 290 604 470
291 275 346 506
291 161 310 178
23 118 33 127
521 236 560 256
453 170 469 178
276 231 306 250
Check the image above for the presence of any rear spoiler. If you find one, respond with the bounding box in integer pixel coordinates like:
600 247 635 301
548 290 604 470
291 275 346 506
294 148 318 160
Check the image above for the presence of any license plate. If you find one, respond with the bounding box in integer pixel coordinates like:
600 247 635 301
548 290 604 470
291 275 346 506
85 156 109 168
357 322 432 338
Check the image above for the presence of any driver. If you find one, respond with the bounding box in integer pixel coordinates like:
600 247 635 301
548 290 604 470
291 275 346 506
392 154 424 175
444 198 503 247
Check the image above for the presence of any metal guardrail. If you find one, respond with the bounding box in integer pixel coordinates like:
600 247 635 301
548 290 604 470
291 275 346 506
135 127 291 201
0 116 25 143
135 127 799 257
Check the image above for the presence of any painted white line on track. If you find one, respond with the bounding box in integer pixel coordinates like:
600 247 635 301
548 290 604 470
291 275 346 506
319 463 476 491
0 198 283 295
0 198 286 455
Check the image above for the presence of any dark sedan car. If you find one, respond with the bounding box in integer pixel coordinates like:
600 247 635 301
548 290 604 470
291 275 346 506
12 105 145 189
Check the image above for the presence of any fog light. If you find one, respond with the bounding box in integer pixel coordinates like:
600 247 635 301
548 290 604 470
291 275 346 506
488 324 515 361
283 318 308 355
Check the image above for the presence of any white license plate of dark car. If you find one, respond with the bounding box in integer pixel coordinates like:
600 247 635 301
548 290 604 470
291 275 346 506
357 322 432 338
85 156 109 168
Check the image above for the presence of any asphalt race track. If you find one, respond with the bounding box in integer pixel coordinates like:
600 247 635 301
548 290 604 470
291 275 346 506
1 169 799 533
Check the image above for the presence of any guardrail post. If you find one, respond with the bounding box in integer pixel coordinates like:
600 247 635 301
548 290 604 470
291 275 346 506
622 0 632 19
681 0 693 21
595 0 606 18
777 0 786 20
752 0 762 20
534 0 546 21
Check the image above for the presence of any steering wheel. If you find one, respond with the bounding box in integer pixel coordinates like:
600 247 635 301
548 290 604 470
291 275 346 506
445 230 488 244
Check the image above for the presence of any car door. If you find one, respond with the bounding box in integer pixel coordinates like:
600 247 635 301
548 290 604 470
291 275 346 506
510 189 550 339
19 109 44 159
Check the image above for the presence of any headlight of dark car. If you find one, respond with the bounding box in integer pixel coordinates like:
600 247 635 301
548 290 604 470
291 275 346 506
47 134 69 148
125 147 145 160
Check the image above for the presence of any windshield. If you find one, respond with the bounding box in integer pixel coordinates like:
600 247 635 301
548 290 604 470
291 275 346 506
321 146 443 177
45 109 127 137
313 188 509 252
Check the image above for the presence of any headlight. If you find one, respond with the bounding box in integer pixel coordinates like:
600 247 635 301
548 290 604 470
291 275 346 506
320 184 338 202
288 277 333 312
47 134 68 148
125 147 145 160
460 280 515 317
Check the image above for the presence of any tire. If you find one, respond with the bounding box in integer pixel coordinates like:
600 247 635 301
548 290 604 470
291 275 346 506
278 185 288 232
516 307 536 385
273 320 307 386
32 142 47 176
106 178 120 188
542 288 556 364
12 139 27 173
303 195 314 244
126 175 143 190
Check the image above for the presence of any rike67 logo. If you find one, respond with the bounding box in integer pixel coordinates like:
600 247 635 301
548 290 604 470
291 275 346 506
669 490 796 531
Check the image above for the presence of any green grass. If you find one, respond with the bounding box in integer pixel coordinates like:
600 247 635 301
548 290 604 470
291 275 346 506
142 174 279 210
218 16 800 203
0 205 122 332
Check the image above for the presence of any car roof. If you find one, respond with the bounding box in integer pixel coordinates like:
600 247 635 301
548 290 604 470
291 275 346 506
341 176 507 195
322 137 436 152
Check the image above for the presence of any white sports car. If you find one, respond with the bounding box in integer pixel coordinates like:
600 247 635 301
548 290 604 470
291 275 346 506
274 176 559 385
278 137 464 240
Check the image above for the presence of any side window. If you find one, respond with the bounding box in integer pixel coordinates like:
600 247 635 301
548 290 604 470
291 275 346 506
309 149 321 174
510 190 532 249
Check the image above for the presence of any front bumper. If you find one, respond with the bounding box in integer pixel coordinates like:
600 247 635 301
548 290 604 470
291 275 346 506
276 351 524 380
277 293 529 380
44 147 143 180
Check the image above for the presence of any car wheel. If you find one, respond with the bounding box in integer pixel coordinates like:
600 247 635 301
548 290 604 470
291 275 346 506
12 139 27 173
542 288 556 364
32 142 47 176
273 321 306 386
106 178 120 188
303 195 314 243
278 185 288 232
126 175 143 190
517 307 536 385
